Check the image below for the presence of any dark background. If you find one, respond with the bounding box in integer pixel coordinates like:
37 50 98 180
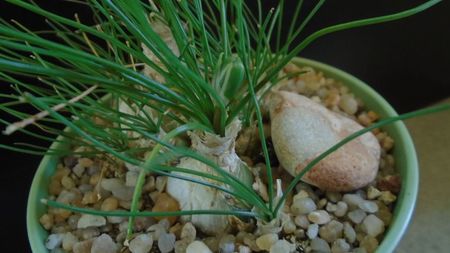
0 1 449 252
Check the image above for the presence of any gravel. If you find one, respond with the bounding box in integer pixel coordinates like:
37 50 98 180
39 64 399 253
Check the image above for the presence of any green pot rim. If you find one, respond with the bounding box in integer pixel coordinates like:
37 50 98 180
27 57 418 253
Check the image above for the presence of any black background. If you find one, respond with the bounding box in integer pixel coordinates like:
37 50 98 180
0 1 449 252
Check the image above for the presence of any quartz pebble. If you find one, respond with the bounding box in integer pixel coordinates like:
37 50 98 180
73 240 93 253
334 201 348 217
181 222 196 243
91 234 117 253
239 245 251 253
347 209 366 224
291 197 317 215
77 214 106 229
342 194 364 209
343 222 356 244
186 241 212 253
360 236 379 253
174 240 190 253
319 220 344 243
101 178 134 201
45 234 63 250
158 233 176 253
331 238 350 253
256 233 278 251
308 210 331 224
361 215 385 237
358 200 379 213
129 234 153 253
307 224 319 239
310 238 331 253
270 239 295 253
219 234 235 253
294 215 310 229
62 232 78 251
126 171 139 187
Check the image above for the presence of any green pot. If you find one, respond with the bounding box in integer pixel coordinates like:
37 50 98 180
27 57 418 253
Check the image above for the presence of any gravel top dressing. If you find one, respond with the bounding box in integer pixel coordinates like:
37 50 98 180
40 64 400 253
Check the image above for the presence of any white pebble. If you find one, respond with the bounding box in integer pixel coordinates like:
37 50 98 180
181 222 197 243
358 200 379 213
256 233 278 251
326 202 337 212
294 215 310 229
283 220 297 234
45 234 63 250
310 238 331 253
239 245 251 253
125 171 139 187
158 233 176 253
308 210 331 224
129 234 153 253
77 214 106 229
91 234 117 253
101 178 134 201
331 238 351 253
342 194 364 209
270 240 295 253
291 197 317 215
347 209 367 224
361 215 385 237
319 220 344 243
334 201 348 217
219 234 235 253
339 94 358 115
62 232 79 251
186 241 212 253
343 222 356 244
72 240 93 253
307 224 319 239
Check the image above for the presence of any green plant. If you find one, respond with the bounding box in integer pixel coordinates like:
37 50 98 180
0 0 448 240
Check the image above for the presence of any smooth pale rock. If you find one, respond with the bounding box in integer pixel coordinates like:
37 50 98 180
307 224 319 239
45 234 63 250
331 239 351 253
129 234 153 253
270 240 295 253
158 233 176 253
308 210 331 224
186 241 213 253
256 233 278 251
72 240 93 253
91 234 117 253
310 238 331 253
62 232 78 251
269 91 381 192
77 214 106 229
181 222 197 243
348 209 367 224
358 200 379 213
319 220 344 243
361 215 385 237
344 222 356 243
291 197 317 215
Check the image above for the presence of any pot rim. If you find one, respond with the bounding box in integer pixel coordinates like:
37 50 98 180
27 57 418 253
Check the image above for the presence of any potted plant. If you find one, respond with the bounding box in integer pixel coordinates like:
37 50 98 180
0 1 448 253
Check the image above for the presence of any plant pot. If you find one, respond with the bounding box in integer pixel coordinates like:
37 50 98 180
27 57 418 253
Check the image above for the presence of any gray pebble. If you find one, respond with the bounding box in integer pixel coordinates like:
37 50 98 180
347 209 366 224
